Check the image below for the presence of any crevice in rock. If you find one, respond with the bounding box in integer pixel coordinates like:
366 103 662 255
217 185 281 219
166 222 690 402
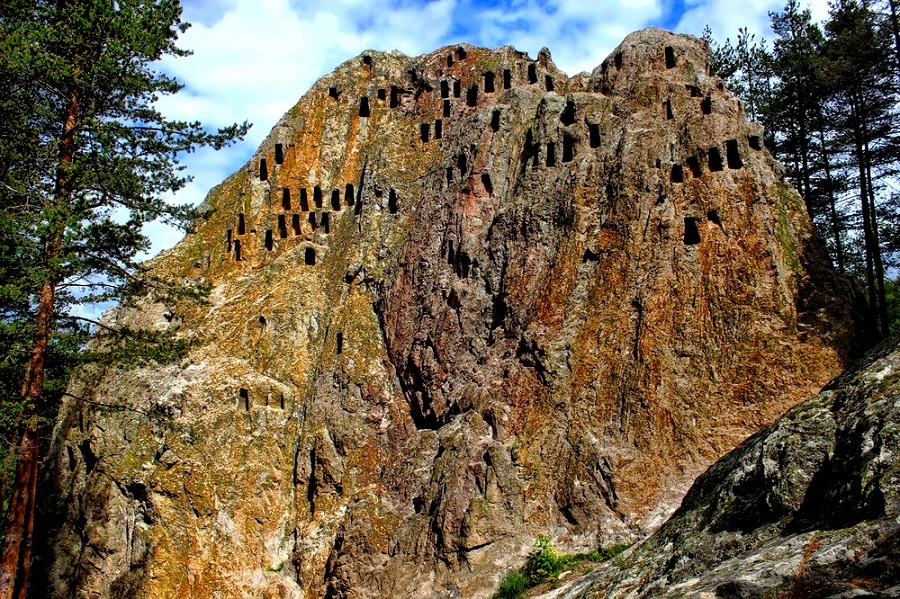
708 147 723 172
563 135 575 163
726 139 743 169
314 186 323 209
481 173 493 195
300 188 309 212
78 439 97 474
390 86 399 108
686 156 701 178
684 217 701 245
388 189 398 214
589 123 601 148
345 184 355 207
483 71 495 93
665 46 676 68
561 99 576 126
466 85 478 107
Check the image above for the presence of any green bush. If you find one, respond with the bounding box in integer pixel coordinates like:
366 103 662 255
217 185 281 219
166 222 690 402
492 535 607 598
524 535 569 585
493 570 530 599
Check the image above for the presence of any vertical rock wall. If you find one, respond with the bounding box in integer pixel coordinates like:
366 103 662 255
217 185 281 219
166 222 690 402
37 28 864 599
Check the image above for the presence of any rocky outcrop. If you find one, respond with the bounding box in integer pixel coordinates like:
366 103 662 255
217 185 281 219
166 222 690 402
547 332 900 599
36 28 864 598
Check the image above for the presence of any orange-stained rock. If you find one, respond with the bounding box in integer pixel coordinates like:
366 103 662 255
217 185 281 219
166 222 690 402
38 28 866 599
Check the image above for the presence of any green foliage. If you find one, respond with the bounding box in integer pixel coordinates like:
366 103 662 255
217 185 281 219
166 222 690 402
0 3 249 582
881 277 900 334
706 0 900 342
524 535 569 584
702 25 773 122
596 543 631 560
492 570 530 599
0 0 249 420
491 537 634 598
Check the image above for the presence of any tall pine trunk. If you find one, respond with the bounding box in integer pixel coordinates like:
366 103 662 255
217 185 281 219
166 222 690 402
850 98 879 331
887 0 900 76
0 87 77 599
817 126 846 272
862 137 890 336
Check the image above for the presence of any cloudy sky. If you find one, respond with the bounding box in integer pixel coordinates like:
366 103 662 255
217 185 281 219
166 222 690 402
146 0 829 256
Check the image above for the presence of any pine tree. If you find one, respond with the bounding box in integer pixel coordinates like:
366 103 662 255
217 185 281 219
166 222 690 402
708 1 900 336
768 1 848 271
0 1 248 596
702 26 773 124
825 0 900 337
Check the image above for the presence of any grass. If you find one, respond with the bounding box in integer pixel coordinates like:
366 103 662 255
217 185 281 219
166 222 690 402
494 570 530 599
491 537 633 599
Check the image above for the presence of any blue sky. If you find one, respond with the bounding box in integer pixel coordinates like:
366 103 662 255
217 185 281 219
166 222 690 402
145 0 830 256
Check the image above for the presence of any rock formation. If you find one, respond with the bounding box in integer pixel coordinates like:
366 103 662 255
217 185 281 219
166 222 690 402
547 332 900 599
37 28 864 598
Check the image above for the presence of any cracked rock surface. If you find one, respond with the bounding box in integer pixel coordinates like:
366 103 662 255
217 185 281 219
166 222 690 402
37 28 865 599
546 332 900 599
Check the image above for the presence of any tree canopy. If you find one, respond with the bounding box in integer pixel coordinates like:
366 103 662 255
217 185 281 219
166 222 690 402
707 0 900 338
0 1 248 595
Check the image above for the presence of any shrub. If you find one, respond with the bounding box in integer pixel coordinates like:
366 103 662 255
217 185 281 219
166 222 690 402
524 535 569 585
492 535 595 598
493 570 530 599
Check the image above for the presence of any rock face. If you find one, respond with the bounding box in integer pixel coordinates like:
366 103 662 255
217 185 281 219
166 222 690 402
548 332 900 599
37 28 864 599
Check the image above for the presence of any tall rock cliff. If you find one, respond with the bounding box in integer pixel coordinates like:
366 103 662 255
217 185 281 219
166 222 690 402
547 331 900 599
38 28 863 598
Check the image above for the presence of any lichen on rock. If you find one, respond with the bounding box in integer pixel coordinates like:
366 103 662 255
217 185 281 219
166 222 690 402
546 331 900 599
37 28 866 599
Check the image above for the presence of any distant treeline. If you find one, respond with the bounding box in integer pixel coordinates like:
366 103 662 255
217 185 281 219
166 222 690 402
704 0 900 337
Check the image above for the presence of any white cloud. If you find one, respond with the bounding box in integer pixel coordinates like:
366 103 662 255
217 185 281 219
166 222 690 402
149 0 464 259
152 0 833 261
676 0 831 42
